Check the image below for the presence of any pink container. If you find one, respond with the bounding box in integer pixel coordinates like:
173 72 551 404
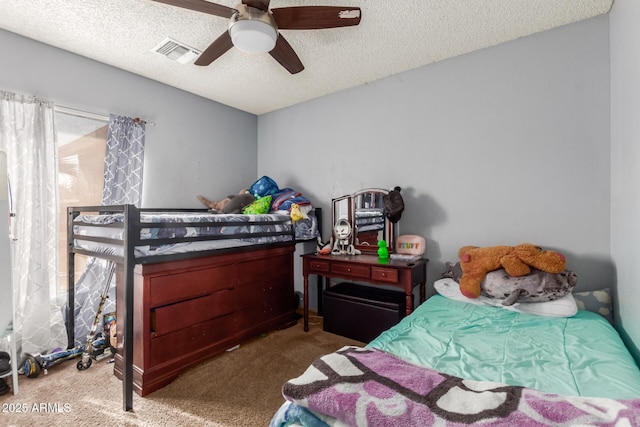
395 235 426 255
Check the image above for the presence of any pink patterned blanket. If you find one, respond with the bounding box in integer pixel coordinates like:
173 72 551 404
281 346 640 426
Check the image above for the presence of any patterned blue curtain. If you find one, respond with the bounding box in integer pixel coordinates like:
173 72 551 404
71 115 145 345
102 115 146 206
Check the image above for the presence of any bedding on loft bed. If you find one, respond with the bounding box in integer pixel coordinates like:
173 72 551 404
271 294 640 426
72 207 320 258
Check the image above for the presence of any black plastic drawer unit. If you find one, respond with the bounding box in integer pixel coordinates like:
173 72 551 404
323 282 406 343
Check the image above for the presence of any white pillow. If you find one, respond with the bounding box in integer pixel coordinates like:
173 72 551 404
434 278 578 318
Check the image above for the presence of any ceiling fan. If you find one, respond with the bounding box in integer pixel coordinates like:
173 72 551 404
153 0 362 74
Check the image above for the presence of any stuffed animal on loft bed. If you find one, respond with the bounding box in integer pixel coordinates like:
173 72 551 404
197 189 255 214
457 243 567 299
196 176 313 221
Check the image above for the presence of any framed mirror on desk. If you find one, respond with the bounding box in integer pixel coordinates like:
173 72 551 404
329 188 398 255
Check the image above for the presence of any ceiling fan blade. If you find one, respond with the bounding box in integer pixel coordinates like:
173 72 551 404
269 34 304 74
272 6 361 30
242 0 270 12
152 0 236 18
194 31 234 66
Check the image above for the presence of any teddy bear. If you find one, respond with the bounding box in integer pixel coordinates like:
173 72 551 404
197 188 254 214
457 243 566 299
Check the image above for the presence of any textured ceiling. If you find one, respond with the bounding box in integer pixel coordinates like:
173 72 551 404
0 0 613 115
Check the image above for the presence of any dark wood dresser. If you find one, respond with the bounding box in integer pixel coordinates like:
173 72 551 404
113 244 296 396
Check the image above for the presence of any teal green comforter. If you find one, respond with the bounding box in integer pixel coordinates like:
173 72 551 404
368 295 640 399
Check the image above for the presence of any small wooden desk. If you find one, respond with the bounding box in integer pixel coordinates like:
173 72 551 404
301 253 428 332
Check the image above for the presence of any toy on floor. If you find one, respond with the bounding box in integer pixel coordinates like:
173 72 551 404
22 335 111 378
24 261 117 377
458 243 566 299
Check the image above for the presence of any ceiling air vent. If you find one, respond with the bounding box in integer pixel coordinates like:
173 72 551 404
152 37 201 64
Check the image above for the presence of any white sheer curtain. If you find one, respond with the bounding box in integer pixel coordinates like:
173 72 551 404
0 90 66 356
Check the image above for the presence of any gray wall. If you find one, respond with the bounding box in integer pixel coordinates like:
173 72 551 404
258 16 612 299
610 0 640 361
0 28 258 208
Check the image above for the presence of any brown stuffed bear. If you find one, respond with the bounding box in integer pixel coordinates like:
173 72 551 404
197 188 254 214
458 243 566 299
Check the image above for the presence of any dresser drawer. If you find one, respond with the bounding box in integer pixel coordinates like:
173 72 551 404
331 263 370 279
371 267 398 283
149 313 236 367
236 254 291 285
149 264 235 307
151 288 235 337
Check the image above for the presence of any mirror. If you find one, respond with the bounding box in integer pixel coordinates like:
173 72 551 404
331 188 398 255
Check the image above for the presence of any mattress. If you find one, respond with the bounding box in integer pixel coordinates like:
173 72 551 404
73 211 317 257
271 295 640 426
368 294 640 399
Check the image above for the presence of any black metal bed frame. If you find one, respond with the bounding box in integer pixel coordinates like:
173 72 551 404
66 204 301 411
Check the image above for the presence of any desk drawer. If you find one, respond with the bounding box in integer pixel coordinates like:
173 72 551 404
371 267 398 283
331 263 370 279
308 259 330 274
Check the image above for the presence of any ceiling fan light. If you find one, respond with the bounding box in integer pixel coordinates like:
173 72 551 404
230 20 277 53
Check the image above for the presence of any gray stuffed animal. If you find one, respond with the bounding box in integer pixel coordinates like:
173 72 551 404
443 262 577 306
197 192 255 214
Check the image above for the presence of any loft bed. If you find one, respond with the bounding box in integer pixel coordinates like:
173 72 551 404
67 204 320 410
271 278 640 426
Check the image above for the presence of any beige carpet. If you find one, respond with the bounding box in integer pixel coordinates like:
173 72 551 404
1 317 363 427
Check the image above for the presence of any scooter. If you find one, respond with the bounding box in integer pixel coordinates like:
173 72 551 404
22 335 110 378
76 261 115 371
23 261 115 378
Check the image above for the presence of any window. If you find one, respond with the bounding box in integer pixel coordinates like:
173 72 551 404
55 111 107 294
